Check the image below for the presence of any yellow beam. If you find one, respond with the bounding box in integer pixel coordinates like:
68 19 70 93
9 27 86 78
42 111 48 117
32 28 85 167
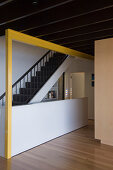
4 28 93 159
9 29 93 60
5 29 12 159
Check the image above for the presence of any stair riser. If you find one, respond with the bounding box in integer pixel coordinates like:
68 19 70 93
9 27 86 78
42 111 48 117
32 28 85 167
13 95 28 102
36 72 50 77
31 77 43 82
25 82 43 89
20 88 35 95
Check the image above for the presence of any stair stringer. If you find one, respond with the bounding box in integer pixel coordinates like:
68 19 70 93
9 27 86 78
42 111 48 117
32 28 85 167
29 56 72 104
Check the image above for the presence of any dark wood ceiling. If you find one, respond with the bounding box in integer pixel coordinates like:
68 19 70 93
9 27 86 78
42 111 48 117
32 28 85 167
1 0 113 56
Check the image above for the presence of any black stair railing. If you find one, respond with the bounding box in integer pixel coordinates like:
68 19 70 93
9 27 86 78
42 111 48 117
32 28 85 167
0 50 51 105
0 50 68 106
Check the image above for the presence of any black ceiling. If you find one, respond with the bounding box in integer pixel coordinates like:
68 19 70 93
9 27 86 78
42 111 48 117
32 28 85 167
1 0 113 56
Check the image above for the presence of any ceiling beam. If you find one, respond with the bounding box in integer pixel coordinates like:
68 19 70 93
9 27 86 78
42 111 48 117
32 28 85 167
0 1 112 37
0 0 14 6
51 28 113 45
0 0 73 26
1 0 113 27
21 6 113 36
38 22 113 42
75 46 94 51
8 29 94 60
68 43 94 49
57 34 113 47
49 27 113 43
75 48 94 55
64 40 95 48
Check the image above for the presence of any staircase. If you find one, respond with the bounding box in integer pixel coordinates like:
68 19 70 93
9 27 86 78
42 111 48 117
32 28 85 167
0 51 68 106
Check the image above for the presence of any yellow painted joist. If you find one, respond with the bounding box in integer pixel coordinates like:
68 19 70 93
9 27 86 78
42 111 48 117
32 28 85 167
5 30 12 159
5 28 93 159
9 29 93 60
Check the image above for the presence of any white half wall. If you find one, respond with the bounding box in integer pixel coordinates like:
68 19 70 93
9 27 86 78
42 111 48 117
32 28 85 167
11 98 88 156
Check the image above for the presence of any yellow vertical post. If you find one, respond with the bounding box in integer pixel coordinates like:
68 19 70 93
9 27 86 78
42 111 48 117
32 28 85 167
5 29 12 159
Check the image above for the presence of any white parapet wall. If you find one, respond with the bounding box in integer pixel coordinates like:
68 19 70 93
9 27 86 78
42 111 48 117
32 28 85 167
11 98 88 157
0 98 88 157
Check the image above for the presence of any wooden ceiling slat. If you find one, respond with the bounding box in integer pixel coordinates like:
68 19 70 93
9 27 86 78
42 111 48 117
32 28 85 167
0 2 111 35
52 28 113 45
38 20 113 41
69 43 94 49
21 6 113 36
64 40 95 48
0 0 71 24
0 0 113 26
0 0 113 55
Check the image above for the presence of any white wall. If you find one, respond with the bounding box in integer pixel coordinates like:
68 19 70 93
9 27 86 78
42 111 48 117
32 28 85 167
65 57 94 98
0 106 5 157
11 98 88 156
70 72 94 119
65 57 94 119
0 36 48 95
66 57 94 73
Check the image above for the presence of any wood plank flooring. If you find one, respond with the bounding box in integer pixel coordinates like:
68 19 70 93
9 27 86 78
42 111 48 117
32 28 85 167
1 121 113 170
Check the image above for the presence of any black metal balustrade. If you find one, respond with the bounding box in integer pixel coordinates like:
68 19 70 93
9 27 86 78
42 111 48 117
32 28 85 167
0 50 68 106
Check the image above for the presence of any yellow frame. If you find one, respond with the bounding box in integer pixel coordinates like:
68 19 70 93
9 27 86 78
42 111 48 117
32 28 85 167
5 29 93 159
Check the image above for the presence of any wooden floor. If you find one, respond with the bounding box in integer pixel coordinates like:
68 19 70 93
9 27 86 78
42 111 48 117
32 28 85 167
1 121 113 170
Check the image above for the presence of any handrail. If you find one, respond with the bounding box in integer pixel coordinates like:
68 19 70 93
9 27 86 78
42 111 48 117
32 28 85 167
12 50 50 87
25 54 68 104
0 50 51 101
0 92 5 100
